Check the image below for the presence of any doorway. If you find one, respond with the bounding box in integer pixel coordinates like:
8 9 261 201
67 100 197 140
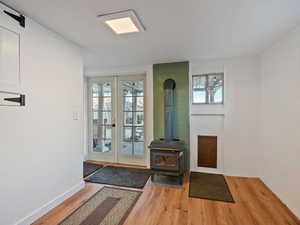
87 74 146 166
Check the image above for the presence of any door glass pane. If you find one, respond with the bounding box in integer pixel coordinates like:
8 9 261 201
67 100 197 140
124 112 133 126
92 97 111 111
94 112 112 125
124 97 133 111
123 127 133 141
92 81 112 153
134 112 144 126
93 125 112 140
120 80 145 158
122 81 144 96
134 142 144 156
94 139 112 153
121 142 133 156
134 126 144 141
102 83 112 96
136 97 144 111
133 81 144 96
101 126 112 139
123 82 134 96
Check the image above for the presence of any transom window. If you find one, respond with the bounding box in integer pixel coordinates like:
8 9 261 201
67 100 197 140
192 73 224 104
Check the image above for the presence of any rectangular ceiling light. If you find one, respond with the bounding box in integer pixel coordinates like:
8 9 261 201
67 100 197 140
105 17 139 34
98 9 145 35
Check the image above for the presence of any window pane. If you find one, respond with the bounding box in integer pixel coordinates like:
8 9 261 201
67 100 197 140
92 82 111 97
208 74 223 103
92 84 99 97
103 97 111 110
136 97 144 111
93 139 112 153
134 142 144 156
92 97 100 110
133 81 144 96
124 112 133 126
122 82 133 96
102 83 111 97
193 90 206 103
213 86 223 103
193 76 206 89
121 142 133 156
102 112 112 125
124 97 133 111
134 112 144 126
134 126 144 141
94 111 111 125
93 126 112 140
123 127 133 141
93 97 111 111
93 111 98 120
192 74 224 104
122 81 144 96
120 79 145 158
102 126 112 139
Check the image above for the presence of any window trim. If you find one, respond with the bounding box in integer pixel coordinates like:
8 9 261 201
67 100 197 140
192 73 224 105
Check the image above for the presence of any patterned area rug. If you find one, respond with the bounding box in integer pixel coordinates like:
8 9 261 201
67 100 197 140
85 166 152 188
83 162 103 178
59 187 141 225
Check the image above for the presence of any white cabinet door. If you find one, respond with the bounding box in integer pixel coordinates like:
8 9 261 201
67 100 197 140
0 4 22 92
0 26 20 91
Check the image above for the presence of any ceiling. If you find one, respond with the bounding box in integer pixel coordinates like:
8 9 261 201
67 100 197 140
3 0 300 70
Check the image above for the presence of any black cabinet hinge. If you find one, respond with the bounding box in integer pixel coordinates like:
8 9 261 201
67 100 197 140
3 10 25 28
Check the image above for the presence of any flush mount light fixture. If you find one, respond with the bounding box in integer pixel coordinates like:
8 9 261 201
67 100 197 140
98 9 145 34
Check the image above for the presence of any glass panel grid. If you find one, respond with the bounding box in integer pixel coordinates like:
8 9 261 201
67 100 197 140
91 81 113 153
192 73 224 104
121 80 145 157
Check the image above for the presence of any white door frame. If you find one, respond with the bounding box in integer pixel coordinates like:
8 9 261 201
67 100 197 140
87 74 147 166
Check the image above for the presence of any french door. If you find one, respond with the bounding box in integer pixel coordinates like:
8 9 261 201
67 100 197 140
87 75 146 165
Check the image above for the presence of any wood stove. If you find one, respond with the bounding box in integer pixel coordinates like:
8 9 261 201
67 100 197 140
149 79 185 185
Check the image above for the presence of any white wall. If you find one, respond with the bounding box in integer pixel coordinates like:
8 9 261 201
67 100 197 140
190 57 261 177
260 26 300 217
0 10 84 225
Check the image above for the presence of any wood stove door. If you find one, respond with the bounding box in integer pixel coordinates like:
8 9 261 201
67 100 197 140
151 150 180 171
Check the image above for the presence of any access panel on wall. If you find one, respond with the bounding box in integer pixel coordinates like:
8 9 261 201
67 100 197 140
0 26 20 91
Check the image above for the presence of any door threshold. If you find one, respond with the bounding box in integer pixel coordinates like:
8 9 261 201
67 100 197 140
85 160 148 169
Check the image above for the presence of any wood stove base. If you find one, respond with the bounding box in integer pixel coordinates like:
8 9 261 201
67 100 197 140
151 170 184 185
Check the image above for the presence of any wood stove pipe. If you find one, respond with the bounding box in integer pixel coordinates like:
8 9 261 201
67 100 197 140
163 79 176 141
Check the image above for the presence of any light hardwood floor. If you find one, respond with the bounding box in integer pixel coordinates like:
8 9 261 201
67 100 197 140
32 171 299 225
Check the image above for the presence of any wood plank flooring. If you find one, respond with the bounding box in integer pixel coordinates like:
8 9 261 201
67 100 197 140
32 172 299 225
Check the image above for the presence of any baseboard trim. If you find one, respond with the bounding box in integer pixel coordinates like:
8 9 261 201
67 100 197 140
15 181 85 225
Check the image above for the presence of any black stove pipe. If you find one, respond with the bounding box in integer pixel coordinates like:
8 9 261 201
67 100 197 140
163 79 176 141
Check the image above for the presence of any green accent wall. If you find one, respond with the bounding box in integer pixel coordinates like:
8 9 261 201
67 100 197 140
153 61 190 170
